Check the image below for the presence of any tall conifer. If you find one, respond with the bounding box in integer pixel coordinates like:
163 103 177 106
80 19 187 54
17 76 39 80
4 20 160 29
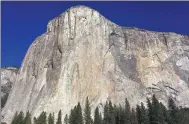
56 110 62 124
84 97 92 124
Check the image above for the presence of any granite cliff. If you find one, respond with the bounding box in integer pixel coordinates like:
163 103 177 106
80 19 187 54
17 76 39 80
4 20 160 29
1 67 18 108
2 6 189 123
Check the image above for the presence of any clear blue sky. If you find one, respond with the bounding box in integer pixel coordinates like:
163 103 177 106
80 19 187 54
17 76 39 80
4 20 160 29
2 1 189 67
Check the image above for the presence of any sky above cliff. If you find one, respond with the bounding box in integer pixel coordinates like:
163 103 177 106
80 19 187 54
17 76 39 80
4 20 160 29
2 1 189 67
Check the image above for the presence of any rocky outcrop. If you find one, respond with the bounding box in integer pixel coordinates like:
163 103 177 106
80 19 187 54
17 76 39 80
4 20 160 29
1 67 18 108
2 6 189 123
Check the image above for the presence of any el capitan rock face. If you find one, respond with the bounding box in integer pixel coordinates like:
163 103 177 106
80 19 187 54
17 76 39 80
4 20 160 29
2 6 189 123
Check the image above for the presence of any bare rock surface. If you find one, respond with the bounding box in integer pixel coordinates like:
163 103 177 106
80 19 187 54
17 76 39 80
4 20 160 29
2 6 189 123
1 67 18 107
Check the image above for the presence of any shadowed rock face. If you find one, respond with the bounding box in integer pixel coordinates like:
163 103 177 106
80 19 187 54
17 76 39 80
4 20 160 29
2 6 189 123
1 67 18 108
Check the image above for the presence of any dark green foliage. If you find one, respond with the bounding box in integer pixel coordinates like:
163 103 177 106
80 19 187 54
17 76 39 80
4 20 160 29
64 114 69 124
94 107 102 124
130 108 138 124
141 102 149 124
36 111 47 124
11 112 19 124
17 111 24 124
99 113 103 124
18 111 24 122
177 107 189 124
114 105 119 124
10 95 189 124
76 102 84 124
33 117 37 124
48 113 54 124
84 97 93 124
56 110 62 124
69 109 74 124
151 95 161 124
125 98 131 124
168 97 179 124
103 101 117 124
11 111 24 124
1 122 7 124
23 111 32 124
117 105 125 124
147 98 153 124
159 102 168 124
69 102 84 124
136 105 141 124
136 103 148 124
119 105 126 124
108 101 115 124
103 101 109 124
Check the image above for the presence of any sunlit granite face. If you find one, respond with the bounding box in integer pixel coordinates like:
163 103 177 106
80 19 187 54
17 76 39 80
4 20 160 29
2 5 189 124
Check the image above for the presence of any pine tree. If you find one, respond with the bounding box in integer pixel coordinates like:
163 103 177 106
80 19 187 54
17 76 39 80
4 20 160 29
118 104 125 124
159 102 168 124
56 110 62 124
69 109 74 124
94 107 101 124
146 95 161 124
136 104 141 124
23 111 32 124
115 114 120 124
72 106 78 124
114 105 120 124
131 108 138 124
140 102 149 124
103 101 109 124
151 95 161 124
33 117 37 124
69 103 83 124
16 111 24 124
108 100 115 124
178 107 189 124
99 113 102 124
125 98 131 124
168 97 178 124
136 103 149 124
147 98 153 124
76 102 84 124
48 113 54 124
84 97 92 124
64 114 69 124
36 111 47 124
53 113 55 124
11 112 19 124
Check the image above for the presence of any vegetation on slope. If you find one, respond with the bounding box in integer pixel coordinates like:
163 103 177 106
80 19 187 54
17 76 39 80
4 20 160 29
10 95 189 124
